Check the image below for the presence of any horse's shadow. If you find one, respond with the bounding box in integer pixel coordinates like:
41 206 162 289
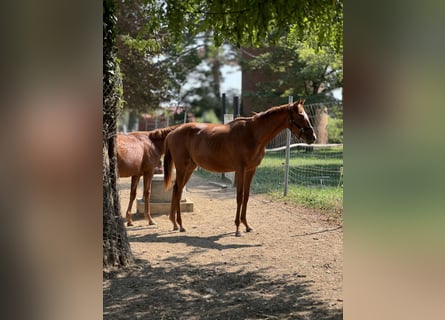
129 231 262 251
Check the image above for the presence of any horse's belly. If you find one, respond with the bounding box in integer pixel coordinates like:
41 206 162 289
194 155 235 173
117 163 141 177
117 143 145 177
117 154 144 177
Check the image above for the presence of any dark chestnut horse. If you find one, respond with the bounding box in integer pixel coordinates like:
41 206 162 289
164 99 316 236
117 125 179 226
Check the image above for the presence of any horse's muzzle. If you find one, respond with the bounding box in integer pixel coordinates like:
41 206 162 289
305 132 317 144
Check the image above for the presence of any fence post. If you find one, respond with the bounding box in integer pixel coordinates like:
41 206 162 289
284 96 293 196
221 93 226 122
234 96 240 118
221 93 226 180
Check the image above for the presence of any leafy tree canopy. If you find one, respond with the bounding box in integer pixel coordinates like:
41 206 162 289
242 29 343 110
116 0 343 118
155 0 343 51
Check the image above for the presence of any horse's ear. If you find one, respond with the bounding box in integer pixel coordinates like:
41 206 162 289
296 98 306 113
297 103 304 114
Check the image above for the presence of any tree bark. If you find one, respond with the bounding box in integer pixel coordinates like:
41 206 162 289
103 137 133 268
103 0 133 269
315 106 329 144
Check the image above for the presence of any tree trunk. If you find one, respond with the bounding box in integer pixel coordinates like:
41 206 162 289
103 0 133 269
315 106 329 144
103 137 133 268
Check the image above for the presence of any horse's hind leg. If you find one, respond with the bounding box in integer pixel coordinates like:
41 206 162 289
143 172 156 225
169 180 180 231
171 163 196 232
126 175 141 226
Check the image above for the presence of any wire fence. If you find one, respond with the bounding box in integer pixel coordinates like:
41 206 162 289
251 142 343 193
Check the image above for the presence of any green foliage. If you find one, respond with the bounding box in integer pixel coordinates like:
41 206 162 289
162 34 223 107
161 0 343 50
120 35 162 53
160 35 240 120
115 0 343 119
288 2 343 53
104 0 124 137
198 109 220 123
242 41 342 112
327 116 343 143
117 0 343 54
115 0 172 114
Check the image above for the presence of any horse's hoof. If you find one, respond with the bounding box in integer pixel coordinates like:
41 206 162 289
179 227 186 232
235 231 242 237
246 227 253 232
149 221 157 226
127 222 133 227
173 226 178 231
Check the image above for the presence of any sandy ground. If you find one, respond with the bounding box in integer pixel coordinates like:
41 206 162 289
104 174 343 319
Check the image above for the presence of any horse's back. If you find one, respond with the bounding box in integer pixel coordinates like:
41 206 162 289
167 122 232 150
116 133 147 177
166 122 258 172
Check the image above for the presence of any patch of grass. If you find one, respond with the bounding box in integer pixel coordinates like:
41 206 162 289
253 147 343 216
270 186 343 219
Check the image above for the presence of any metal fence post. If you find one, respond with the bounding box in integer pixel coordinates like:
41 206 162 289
221 93 226 122
284 96 293 196
221 93 226 180
234 96 240 118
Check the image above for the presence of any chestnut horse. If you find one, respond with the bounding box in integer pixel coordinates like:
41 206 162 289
164 99 316 236
117 125 179 226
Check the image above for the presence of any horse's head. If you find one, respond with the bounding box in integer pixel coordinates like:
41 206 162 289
288 99 317 144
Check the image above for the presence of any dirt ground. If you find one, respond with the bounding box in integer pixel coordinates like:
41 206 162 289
104 174 343 320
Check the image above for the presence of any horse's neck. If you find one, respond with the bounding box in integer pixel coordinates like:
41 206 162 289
151 138 165 153
252 107 289 147
148 125 179 153
149 125 178 140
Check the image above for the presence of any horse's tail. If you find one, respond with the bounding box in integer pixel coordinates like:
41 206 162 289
163 140 174 191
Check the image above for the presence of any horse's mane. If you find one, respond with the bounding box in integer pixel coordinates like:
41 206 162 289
252 103 289 120
226 116 253 125
148 124 181 140
224 104 290 126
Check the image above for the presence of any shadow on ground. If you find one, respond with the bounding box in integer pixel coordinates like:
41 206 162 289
104 233 342 320
129 231 261 251
107 176 343 319
104 259 342 320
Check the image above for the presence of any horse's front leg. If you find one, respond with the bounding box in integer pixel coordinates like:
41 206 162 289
240 169 256 233
143 173 156 225
234 170 244 237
